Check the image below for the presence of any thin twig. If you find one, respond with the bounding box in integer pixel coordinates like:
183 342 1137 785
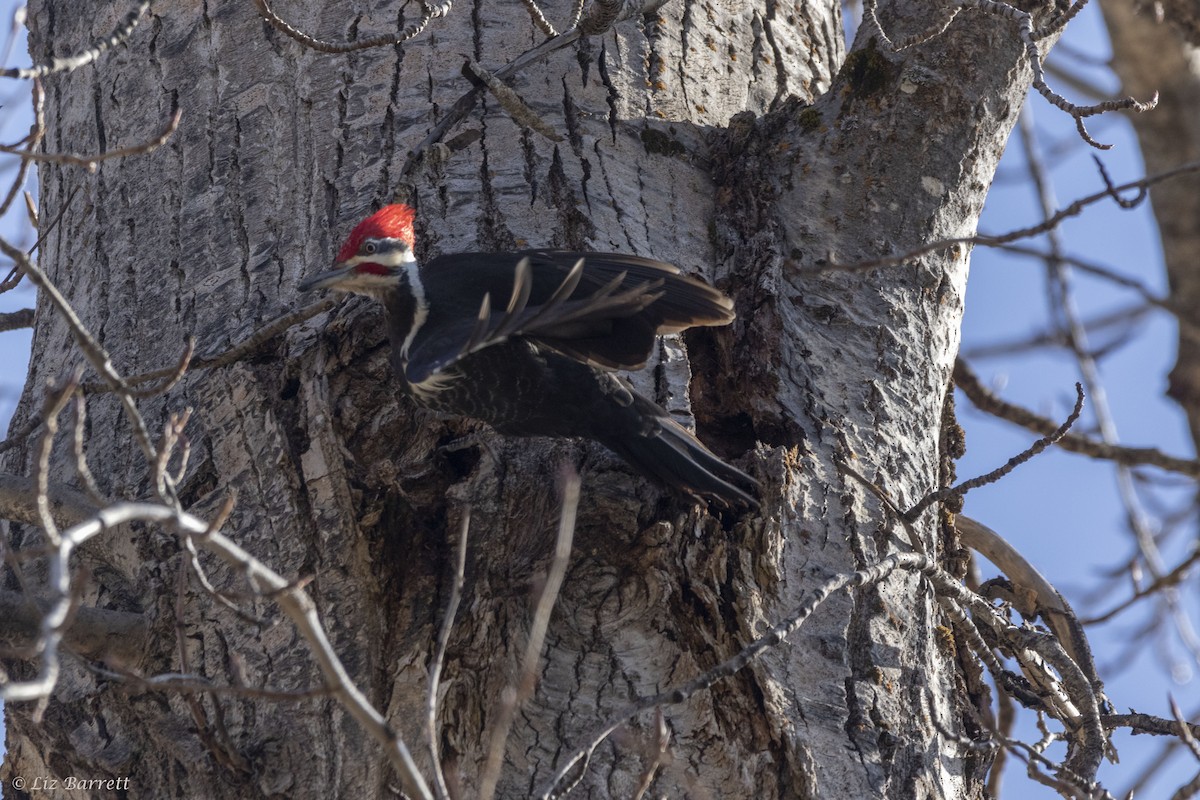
85 298 337 393
33 373 81 544
427 511 470 800
1 299 337 457
175 563 252 776
90 664 334 701
1083 547 1200 625
0 238 158 464
1169 697 1200 761
536 552 928 799
962 301 1154 361
520 0 559 36
954 358 1200 476
3 501 435 800
70 392 107 507
906 383 1084 519
399 0 669 179
129 337 195 398
631 710 670 800
252 0 433 53
957 516 1105 701
465 61 561 142
0 80 44 218
0 307 32 331
0 589 145 663
0 474 97 528
836 458 925 553
818 159 1200 273
480 472 579 800
861 0 1155 149
989 245 1200 334
1 2 150 79
0 107 181 172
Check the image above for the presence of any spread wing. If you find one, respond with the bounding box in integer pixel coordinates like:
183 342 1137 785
404 250 735 385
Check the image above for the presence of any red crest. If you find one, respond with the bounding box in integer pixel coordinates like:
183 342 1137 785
337 204 416 262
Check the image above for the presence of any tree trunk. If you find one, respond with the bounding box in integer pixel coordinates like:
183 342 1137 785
2 0 1036 796
1100 0 1200 454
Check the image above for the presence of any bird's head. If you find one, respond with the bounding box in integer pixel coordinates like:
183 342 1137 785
299 204 417 296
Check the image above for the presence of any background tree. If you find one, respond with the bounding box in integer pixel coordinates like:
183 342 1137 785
0 0 1196 798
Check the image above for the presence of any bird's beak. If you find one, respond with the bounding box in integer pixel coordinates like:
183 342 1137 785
298 262 354 292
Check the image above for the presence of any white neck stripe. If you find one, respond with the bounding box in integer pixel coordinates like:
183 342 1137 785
401 258 427 360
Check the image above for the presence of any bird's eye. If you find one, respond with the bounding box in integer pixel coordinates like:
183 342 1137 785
363 241 377 255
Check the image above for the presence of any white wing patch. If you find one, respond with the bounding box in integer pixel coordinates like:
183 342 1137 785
410 368 459 400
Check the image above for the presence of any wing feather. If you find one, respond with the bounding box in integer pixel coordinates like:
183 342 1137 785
404 250 733 384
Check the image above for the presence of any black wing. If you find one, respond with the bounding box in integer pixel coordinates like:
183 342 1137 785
405 250 734 384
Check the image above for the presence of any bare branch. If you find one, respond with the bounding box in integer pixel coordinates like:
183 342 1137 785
0 589 146 663
252 0 434 53
399 0 669 179
2 299 336 457
631 710 670 800
954 358 1200 476
0 416 41 457
862 0 1156 149
1032 0 1090 40
129 337 195 399
1170 696 1200 762
957 516 1105 702
567 0 587 32
174 562 252 776
987 246 1200 334
0 474 98 528
0 238 158 463
0 307 33 332
906 383 1084 519
88 298 337 393
1105 711 1200 739
520 0 559 36
0 107 181 172
861 0 962 49
428 511 470 800
0 81 44 218
481 472 579 800
962 301 1153 361
1 2 150 79
1083 547 1200 625
69 393 107 507
836 458 925 553
90 664 333 701
577 0 646 35
34 373 82 543
4 500 435 799
537 552 928 799
928 575 1109 783
819 159 1200 273
465 61 562 142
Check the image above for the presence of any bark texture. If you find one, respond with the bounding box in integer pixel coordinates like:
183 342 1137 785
2 0 1036 797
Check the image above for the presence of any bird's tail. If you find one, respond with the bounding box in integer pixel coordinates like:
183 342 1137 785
602 399 760 511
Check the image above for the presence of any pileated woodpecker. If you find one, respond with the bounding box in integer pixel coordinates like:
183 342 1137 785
300 204 759 509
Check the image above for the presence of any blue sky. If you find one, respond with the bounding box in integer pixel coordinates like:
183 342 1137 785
959 5 1197 794
0 3 1195 796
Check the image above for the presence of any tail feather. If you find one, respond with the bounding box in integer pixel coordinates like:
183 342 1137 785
603 411 760 511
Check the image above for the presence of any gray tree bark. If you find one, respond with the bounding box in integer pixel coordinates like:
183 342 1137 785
2 0 1036 796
